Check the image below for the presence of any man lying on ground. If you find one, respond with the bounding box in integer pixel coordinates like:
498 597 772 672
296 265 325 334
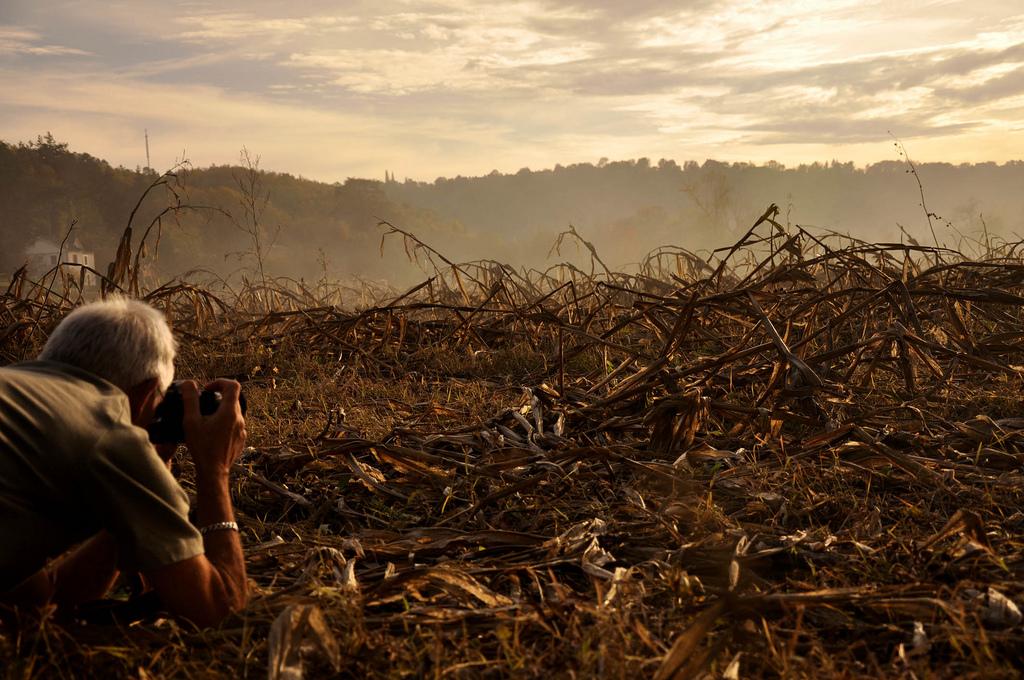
0 298 247 627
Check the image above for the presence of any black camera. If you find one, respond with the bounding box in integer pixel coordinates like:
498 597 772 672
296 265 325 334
147 381 247 445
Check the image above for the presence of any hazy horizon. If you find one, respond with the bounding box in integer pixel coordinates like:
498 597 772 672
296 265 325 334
6 134 1024 292
7 132 1024 186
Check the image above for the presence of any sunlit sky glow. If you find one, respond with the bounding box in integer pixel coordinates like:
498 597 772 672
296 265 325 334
1 0 1022 181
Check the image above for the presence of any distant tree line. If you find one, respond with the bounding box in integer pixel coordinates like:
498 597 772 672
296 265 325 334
2 135 1022 285
384 156 1024 266
0 134 461 285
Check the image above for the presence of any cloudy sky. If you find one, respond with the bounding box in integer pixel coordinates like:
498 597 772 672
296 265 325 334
1 0 1022 181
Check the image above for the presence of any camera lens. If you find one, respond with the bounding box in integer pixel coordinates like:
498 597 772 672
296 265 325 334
147 382 246 445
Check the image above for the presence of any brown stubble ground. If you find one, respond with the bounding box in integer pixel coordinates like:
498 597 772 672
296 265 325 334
3 204 1024 678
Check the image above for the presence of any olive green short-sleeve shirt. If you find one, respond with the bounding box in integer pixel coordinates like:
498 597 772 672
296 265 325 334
0 360 204 592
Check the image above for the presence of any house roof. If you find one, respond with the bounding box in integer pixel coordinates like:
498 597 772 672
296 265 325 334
25 236 92 255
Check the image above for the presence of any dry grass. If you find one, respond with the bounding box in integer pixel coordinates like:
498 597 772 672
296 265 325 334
4 203 1024 678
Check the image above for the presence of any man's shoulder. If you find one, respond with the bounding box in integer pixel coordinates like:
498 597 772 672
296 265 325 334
93 419 156 460
4 359 126 402
0 360 134 451
3 360 121 392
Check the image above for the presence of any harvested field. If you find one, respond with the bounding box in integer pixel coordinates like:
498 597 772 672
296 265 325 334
4 203 1024 678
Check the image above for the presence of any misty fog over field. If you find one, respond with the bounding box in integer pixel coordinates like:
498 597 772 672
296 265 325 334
3 136 1023 291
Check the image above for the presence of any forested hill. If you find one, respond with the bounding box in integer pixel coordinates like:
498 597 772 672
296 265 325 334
0 135 464 285
382 157 1024 263
3 135 1023 286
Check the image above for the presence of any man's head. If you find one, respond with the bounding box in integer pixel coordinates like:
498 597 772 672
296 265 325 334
39 298 176 422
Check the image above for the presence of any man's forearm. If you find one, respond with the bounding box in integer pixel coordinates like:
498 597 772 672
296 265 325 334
195 471 247 612
145 473 248 627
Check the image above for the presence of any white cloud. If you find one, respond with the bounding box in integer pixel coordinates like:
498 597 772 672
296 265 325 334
174 12 358 43
283 3 599 95
287 41 595 95
0 25 90 56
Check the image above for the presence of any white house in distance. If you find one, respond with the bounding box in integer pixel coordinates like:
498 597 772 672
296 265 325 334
24 236 98 288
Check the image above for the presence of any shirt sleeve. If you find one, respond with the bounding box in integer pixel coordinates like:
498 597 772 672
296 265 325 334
78 425 205 571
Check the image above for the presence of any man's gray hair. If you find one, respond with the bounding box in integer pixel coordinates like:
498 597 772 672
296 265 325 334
39 297 176 392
